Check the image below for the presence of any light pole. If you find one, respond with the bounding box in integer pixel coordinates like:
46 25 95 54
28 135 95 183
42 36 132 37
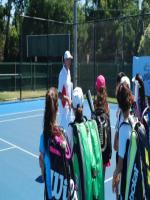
73 0 78 88
139 0 144 11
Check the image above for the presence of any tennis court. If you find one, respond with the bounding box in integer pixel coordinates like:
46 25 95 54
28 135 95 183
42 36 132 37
0 99 117 200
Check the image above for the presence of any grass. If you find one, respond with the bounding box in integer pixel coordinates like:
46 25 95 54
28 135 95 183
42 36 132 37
0 90 46 101
107 97 117 104
0 90 117 103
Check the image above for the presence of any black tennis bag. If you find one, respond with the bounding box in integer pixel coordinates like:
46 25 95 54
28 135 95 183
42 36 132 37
94 108 112 165
45 127 77 200
119 118 150 200
142 106 150 148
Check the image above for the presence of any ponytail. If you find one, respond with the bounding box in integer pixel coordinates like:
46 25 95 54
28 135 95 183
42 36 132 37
75 106 84 123
95 87 109 114
43 87 58 149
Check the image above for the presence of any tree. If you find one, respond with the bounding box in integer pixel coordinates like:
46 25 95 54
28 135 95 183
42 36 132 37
85 0 138 20
2 0 75 60
133 1 150 55
138 23 150 55
20 0 87 61
0 3 5 60
3 0 25 60
21 0 74 59
7 25 19 61
23 0 74 35
3 0 12 60
83 0 150 63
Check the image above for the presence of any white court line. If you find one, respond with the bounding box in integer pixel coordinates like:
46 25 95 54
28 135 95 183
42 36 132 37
0 109 44 117
0 114 43 123
104 177 113 183
0 137 113 184
0 138 38 158
0 146 16 152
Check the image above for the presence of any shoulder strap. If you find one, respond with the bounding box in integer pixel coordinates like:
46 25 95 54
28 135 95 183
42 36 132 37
142 106 150 115
119 115 138 130
142 106 150 120
119 121 130 130
69 116 87 127
83 115 87 121
95 108 104 116
118 111 122 122
69 121 75 127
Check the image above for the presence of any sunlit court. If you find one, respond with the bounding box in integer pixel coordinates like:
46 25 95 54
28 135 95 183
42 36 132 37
0 99 117 199
0 0 150 199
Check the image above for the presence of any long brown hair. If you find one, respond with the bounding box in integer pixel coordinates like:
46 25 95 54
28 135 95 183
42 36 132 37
95 87 109 114
117 83 132 112
75 106 84 123
43 87 58 149
135 74 146 113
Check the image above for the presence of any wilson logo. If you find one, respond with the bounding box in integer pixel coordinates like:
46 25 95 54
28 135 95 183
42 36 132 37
129 164 139 200
51 169 77 199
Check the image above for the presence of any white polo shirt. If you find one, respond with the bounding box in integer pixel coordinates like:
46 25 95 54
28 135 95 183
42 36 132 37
58 65 73 130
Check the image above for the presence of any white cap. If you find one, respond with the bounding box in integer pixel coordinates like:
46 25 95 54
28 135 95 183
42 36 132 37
72 87 84 109
132 74 143 83
120 76 131 89
64 50 73 60
132 76 136 82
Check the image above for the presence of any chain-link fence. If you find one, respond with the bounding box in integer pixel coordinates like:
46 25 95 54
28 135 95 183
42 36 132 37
0 62 61 90
77 14 150 96
0 14 150 100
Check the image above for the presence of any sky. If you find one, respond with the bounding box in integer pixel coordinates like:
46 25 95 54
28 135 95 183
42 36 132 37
1 0 6 5
81 0 85 4
1 0 86 5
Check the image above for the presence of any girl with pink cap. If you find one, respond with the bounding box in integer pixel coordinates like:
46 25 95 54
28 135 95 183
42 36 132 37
94 75 112 177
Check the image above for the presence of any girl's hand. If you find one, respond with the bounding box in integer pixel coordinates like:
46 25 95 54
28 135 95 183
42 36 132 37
63 95 72 109
112 173 120 193
39 153 45 181
67 97 72 109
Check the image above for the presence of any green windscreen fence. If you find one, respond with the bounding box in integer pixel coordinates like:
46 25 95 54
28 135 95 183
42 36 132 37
0 62 132 98
0 62 62 91
27 34 70 57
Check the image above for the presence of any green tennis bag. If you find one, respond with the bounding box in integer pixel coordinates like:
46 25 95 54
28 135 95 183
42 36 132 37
70 119 104 200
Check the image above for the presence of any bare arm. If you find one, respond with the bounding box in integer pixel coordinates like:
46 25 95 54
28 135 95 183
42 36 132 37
112 156 123 193
39 153 45 181
58 92 72 108
113 132 119 151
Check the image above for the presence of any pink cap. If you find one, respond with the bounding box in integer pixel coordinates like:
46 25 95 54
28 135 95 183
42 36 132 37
96 75 106 91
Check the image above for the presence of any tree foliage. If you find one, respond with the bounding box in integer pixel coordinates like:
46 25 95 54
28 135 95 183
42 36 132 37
0 0 150 62
82 0 150 63
0 3 6 60
138 23 150 55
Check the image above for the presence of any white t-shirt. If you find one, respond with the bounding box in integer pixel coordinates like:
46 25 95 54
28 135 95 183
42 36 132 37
58 65 73 130
58 65 73 107
118 117 132 159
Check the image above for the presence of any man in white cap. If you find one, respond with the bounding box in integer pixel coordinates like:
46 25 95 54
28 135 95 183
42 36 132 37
58 50 74 131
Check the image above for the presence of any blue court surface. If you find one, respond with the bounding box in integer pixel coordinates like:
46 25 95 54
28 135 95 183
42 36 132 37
0 99 117 200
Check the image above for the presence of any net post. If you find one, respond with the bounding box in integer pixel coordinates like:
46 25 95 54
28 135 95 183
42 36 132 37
47 63 49 90
19 74 22 100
